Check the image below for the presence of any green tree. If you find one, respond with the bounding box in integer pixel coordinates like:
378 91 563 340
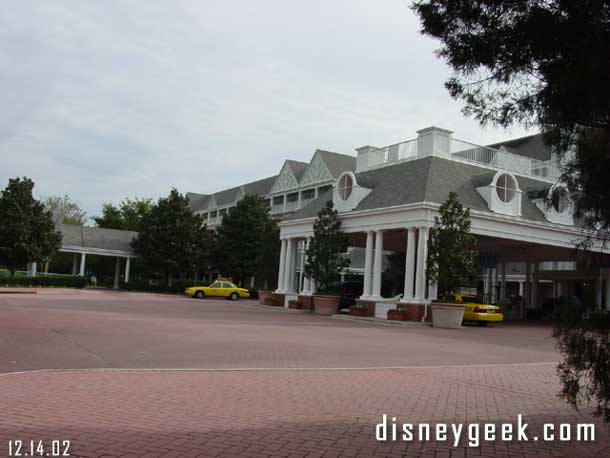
426 192 478 300
304 201 350 293
214 194 279 286
94 198 153 232
44 195 87 225
131 189 209 285
0 178 62 275
412 0 610 421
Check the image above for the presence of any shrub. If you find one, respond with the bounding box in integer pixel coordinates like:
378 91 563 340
0 275 88 288
119 279 198 294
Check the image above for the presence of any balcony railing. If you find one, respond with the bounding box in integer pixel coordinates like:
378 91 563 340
360 137 562 182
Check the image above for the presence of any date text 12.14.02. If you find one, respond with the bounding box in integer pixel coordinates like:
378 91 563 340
8 440 71 457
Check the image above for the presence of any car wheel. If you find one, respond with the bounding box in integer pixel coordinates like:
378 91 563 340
230 292 239 301
195 291 204 299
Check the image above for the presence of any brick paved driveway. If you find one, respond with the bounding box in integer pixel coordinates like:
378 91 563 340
0 290 608 457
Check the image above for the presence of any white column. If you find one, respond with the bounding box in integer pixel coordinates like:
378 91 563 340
113 258 121 289
524 262 531 307
302 238 311 295
72 254 78 275
401 228 416 302
414 227 428 301
595 271 603 307
371 230 384 299
428 281 438 301
298 240 305 293
284 238 294 293
361 231 374 299
124 257 131 283
27 262 37 277
501 262 507 301
79 253 87 276
532 262 539 308
276 239 287 292
492 267 498 302
605 270 610 310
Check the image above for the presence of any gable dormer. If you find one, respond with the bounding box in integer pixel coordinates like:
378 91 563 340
333 171 372 212
270 161 300 194
476 171 522 216
300 150 334 186
206 195 218 210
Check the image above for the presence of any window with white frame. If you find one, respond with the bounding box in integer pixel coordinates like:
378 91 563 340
495 174 517 203
338 174 353 200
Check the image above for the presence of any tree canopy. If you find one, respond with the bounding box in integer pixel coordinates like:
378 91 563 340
412 0 610 421
412 0 610 236
44 195 87 225
131 189 210 284
0 178 62 275
94 197 153 232
214 194 279 286
426 192 478 300
304 201 350 293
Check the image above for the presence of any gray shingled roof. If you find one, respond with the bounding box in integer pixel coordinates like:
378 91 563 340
58 224 138 253
188 175 277 211
285 156 550 222
242 175 277 196
286 160 308 181
187 193 211 212
317 150 356 178
487 133 552 161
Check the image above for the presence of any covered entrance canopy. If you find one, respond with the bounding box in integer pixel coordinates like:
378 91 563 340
28 224 138 289
275 126 610 319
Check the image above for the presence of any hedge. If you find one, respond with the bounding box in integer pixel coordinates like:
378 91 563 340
118 279 199 294
0 275 89 288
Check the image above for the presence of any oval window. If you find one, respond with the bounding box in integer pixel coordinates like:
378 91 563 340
338 174 353 200
496 174 516 203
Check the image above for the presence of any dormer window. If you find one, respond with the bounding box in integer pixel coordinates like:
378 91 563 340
553 188 569 214
496 174 517 203
338 174 353 200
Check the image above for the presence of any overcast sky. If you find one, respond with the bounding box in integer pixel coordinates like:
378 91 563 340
1 0 534 220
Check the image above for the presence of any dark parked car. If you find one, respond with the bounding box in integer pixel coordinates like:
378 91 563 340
338 281 364 310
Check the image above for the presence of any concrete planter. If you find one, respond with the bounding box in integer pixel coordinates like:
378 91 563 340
387 309 409 321
288 300 302 309
313 295 340 315
349 308 369 317
431 303 465 329
258 291 272 306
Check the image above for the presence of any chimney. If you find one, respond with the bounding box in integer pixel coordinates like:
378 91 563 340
355 145 378 172
416 126 453 158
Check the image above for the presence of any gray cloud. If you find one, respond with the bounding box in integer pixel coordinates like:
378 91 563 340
0 0 535 220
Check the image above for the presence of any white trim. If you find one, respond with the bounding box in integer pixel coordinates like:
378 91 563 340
60 246 133 258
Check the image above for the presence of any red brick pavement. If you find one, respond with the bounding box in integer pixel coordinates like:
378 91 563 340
0 290 608 457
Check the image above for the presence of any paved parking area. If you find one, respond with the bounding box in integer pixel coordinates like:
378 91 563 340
0 289 608 457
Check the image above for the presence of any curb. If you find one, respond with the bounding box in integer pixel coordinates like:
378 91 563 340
331 314 432 327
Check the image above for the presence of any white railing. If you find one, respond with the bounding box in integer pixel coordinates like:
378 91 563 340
285 200 299 212
271 204 284 214
369 138 418 168
450 139 499 166
359 136 561 183
300 197 315 208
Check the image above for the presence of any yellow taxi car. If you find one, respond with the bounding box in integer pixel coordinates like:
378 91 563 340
454 294 503 326
185 280 250 301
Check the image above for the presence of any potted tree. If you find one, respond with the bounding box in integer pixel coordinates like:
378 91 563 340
349 303 370 317
426 192 479 328
304 201 350 315
387 308 409 321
